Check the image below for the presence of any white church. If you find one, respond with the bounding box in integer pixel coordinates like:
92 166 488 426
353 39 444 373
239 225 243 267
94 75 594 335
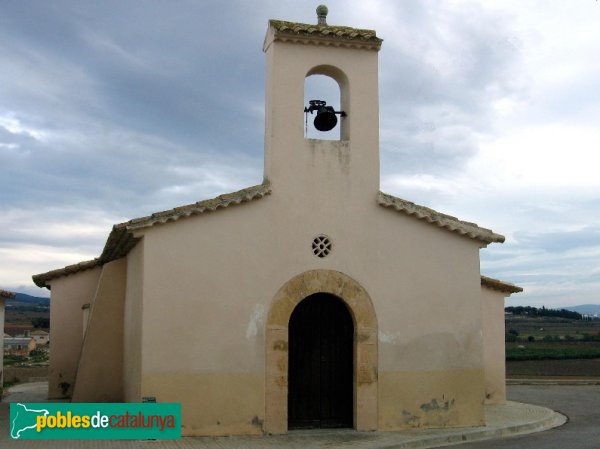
33 6 521 436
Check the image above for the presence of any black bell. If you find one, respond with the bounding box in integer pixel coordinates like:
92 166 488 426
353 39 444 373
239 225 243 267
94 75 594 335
304 100 347 132
314 105 338 131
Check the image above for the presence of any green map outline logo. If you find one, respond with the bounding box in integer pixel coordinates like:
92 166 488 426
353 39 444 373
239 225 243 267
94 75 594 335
9 402 181 440
11 403 50 439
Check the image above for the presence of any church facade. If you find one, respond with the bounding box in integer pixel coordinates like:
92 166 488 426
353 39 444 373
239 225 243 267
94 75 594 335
33 8 521 436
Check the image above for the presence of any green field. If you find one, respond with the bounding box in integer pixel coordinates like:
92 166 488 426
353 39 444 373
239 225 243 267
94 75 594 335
505 314 600 340
506 343 600 361
505 314 600 361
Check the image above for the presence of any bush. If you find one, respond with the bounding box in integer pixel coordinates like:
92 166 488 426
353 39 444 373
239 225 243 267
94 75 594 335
29 348 46 357
527 335 535 342
31 317 50 328
506 333 518 342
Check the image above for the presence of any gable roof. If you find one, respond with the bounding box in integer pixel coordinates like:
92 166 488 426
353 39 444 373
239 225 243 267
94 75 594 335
377 191 505 244
481 275 523 294
33 182 272 288
100 181 272 262
266 19 382 51
33 183 506 288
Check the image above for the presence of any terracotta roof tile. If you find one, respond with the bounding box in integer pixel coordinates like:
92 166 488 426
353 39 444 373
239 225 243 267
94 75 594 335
268 20 382 50
377 191 505 245
32 258 101 289
481 275 523 294
100 181 271 261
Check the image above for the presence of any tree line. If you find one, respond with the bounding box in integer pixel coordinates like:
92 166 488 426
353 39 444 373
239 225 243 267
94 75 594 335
505 305 582 320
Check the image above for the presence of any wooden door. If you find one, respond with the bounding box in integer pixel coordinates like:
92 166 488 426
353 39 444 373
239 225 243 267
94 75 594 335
288 293 353 429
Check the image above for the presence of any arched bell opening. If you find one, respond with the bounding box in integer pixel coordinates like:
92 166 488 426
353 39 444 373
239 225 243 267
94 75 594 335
304 66 349 141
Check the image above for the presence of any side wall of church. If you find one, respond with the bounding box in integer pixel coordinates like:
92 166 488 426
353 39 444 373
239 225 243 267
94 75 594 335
123 241 144 402
47 266 101 399
72 258 126 402
481 286 508 404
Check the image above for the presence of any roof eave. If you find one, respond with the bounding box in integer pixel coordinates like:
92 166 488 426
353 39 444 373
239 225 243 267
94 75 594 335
481 275 523 294
266 19 382 51
32 258 101 289
377 191 505 245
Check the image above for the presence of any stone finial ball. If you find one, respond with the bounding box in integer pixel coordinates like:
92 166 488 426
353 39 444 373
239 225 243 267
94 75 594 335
316 5 328 16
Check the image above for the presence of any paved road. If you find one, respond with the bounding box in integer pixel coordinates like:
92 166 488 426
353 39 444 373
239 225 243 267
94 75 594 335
2 381 55 403
450 384 600 449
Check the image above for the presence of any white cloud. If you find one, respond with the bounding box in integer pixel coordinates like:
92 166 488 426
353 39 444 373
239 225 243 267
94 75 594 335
471 125 600 190
0 113 47 141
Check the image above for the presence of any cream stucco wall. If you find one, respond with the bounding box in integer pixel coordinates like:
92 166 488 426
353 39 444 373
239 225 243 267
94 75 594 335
135 184 486 435
264 39 380 206
72 259 126 402
123 241 144 402
47 267 102 398
481 287 508 404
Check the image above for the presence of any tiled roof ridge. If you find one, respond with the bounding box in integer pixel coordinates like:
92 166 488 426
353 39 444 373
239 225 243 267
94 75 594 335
100 181 271 262
32 258 101 289
377 191 505 244
118 181 271 232
268 19 382 49
0 289 16 299
481 275 523 294
32 182 272 288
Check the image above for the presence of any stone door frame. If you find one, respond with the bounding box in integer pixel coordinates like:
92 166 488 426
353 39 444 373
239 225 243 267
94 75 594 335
264 270 378 434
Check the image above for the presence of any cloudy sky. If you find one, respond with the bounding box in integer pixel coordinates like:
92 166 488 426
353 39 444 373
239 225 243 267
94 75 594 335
1 1 599 307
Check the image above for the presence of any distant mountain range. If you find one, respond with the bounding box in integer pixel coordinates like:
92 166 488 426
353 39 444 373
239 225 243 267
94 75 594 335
563 304 600 315
6 293 50 307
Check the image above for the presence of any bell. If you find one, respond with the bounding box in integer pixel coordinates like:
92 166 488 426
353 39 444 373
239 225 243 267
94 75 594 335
304 100 347 132
314 106 338 132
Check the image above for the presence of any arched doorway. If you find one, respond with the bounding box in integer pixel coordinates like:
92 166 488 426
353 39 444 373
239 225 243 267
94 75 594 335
265 270 378 434
288 293 353 429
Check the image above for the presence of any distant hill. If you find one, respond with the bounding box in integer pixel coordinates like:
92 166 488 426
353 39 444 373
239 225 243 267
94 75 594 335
564 304 600 315
7 293 50 308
